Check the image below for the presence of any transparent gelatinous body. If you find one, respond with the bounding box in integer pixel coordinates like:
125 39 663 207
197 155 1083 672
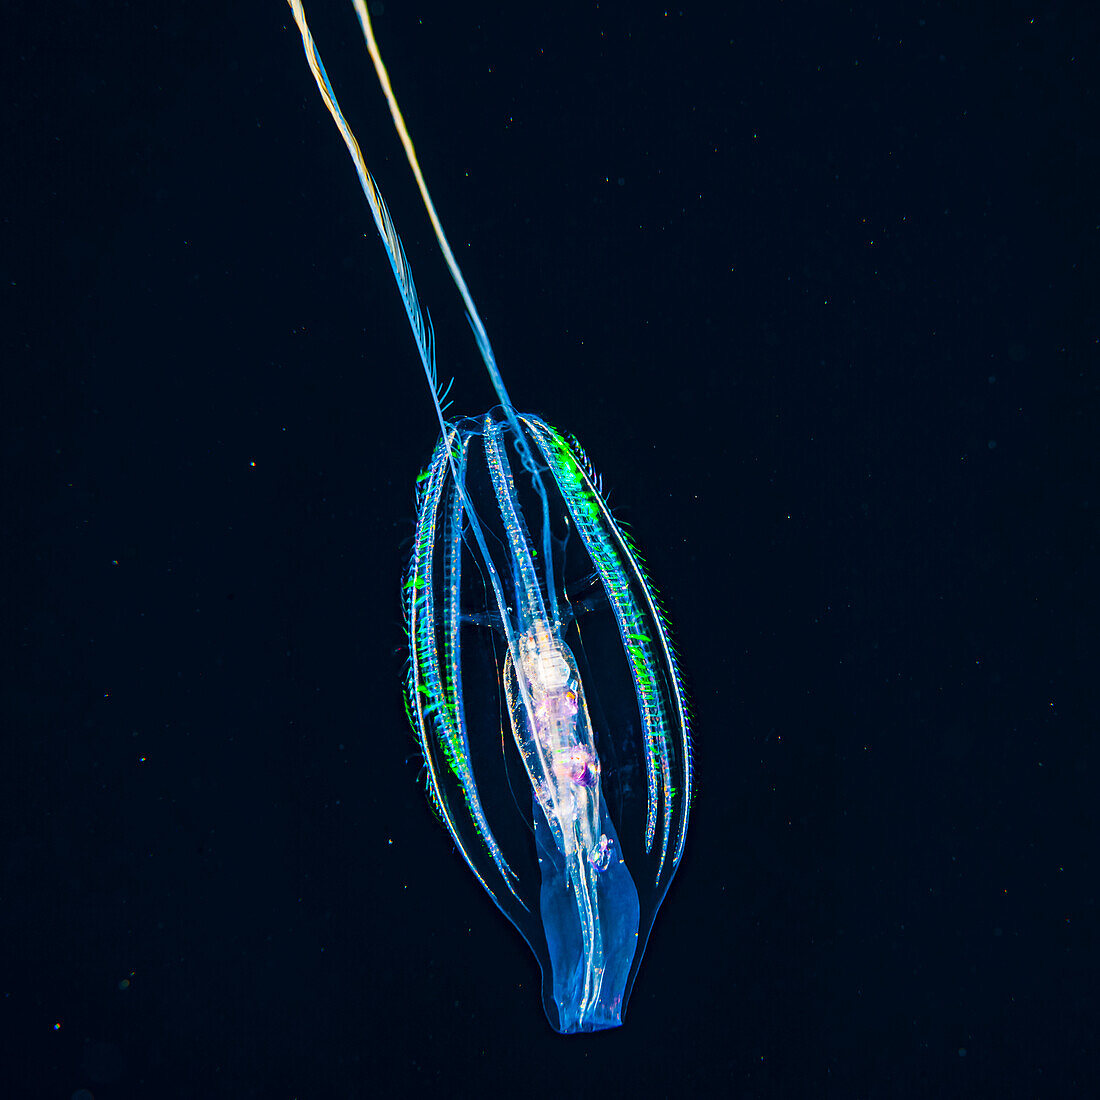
405 411 692 1033
284 0 692 1037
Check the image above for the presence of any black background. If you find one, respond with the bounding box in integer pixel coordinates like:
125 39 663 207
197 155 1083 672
3 1 1097 1096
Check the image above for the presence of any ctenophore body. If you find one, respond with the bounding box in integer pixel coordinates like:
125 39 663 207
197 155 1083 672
406 411 691 1033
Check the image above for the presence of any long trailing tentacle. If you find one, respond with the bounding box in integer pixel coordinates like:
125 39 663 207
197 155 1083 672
347 2 562 623
287 0 536 649
289 1 562 625
286 0 453 440
348 0 511 411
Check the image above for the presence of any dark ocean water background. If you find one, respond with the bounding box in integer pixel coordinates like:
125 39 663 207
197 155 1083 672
3 1 1096 1095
